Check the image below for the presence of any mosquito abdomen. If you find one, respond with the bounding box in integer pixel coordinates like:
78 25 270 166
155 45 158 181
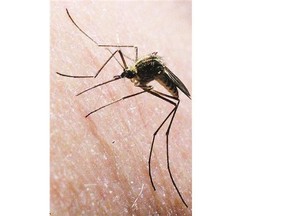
156 73 179 98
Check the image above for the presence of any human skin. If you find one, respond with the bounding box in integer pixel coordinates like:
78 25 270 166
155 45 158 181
51 1 191 215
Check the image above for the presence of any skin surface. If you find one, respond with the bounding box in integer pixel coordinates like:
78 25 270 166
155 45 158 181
51 1 191 215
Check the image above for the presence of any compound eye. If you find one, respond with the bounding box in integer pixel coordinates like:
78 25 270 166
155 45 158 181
126 70 135 78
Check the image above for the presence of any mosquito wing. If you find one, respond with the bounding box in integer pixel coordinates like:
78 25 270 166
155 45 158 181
164 66 191 99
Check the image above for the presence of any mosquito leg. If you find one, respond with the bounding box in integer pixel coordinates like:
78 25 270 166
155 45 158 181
144 91 177 190
56 72 94 78
148 104 176 190
66 9 137 68
57 49 125 80
94 48 135 78
145 90 188 207
94 48 130 78
98 45 138 61
94 49 123 77
56 73 122 97
94 47 131 75
165 100 189 208
85 90 146 118
148 89 179 100
76 76 121 96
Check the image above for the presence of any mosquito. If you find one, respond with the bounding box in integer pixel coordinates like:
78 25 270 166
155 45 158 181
56 8 191 208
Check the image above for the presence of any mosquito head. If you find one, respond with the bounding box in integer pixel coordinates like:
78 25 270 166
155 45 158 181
121 69 136 79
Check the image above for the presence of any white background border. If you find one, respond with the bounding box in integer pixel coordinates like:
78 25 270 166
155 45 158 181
0 0 49 215
193 0 288 215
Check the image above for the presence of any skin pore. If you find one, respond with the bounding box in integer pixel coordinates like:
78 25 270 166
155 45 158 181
51 1 191 215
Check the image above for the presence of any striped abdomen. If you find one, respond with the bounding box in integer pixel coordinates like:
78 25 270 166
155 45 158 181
156 72 179 98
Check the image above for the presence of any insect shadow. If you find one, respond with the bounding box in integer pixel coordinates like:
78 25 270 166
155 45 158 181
56 8 191 208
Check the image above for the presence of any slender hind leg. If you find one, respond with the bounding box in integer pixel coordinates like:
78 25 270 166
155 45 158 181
148 105 177 190
165 100 188 208
146 90 188 207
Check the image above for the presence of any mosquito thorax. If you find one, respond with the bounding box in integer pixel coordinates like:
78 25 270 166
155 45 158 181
121 69 136 79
